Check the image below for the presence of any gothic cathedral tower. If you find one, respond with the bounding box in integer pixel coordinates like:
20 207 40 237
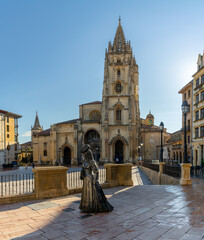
101 18 140 163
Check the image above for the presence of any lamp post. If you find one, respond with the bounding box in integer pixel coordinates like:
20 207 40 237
181 100 190 163
159 122 164 162
140 141 143 161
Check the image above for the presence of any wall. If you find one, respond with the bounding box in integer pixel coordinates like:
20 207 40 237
140 166 180 185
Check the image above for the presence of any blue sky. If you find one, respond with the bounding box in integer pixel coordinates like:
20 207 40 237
0 0 203 143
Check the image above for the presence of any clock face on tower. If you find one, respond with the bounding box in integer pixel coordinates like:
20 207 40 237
115 82 123 93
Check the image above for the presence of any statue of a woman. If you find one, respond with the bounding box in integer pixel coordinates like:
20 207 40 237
79 144 113 213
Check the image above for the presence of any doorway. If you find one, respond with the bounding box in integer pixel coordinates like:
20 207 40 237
115 140 123 163
64 147 71 165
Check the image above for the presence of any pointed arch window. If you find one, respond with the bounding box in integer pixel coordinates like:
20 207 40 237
43 150 47 157
117 69 120 77
116 109 121 123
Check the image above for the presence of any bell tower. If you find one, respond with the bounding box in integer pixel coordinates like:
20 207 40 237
101 18 140 163
31 111 43 146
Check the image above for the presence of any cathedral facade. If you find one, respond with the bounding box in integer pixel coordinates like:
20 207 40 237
32 20 167 165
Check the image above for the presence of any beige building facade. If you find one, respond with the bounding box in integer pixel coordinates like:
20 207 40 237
178 81 193 163
192 52 204 166
32 20 167 165
0 110 22 166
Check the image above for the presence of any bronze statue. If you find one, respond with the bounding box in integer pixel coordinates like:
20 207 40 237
79 144 113 213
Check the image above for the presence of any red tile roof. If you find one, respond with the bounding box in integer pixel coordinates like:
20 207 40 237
36 129 50 136
55 118 79 125
80 101 102 106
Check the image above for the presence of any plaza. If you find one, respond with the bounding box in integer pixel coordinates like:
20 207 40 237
0 167 203 240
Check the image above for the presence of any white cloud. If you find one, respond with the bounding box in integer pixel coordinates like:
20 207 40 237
22 131 31 137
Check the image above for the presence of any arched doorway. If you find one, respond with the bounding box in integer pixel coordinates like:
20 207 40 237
84 130 100 161
115 140 123 163
64 147 71 165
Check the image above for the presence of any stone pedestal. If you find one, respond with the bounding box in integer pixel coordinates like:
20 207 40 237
104 164 118 187
33 166 68 199
159 162 166 185
180 163 192 186
104 163 133 187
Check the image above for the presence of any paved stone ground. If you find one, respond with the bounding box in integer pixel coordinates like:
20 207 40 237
0 167 204 240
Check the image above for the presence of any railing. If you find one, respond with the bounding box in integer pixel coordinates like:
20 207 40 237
0 173 34 197
142 163 159 172
67 168 106 189
163 165 181 178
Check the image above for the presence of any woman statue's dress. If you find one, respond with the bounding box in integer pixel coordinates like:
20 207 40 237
79 145 113 213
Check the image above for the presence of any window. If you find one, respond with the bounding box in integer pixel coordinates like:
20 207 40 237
7 117 9 123
195 94 199 103
196 78 199 88
117 70 120 77
89 111 101 121
116 109 121 122
15 135 18 142
14 127 18 134
188 119 190 130
117 58 121 64
188 90 191 98
15 144 17 151
201 108 204 119
14 118 18 125
200 126 204 137
44 142 47 147
7 125 9 132
195 110 199 121
201 91 204 101
195 127 199 138
201 74 204 84
43 150 47 157
188 136 190 143
7 134 9 138
184 93 186 100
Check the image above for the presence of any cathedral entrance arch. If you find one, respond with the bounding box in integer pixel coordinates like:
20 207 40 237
64 147 71 165
115 140 123 163
84 130 100 161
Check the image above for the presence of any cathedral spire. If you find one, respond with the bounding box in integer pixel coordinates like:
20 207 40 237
32 111 42 130
113 17 127 53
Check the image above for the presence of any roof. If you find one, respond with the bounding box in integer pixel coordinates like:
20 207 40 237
36 129 50 136
178 80 193 94
32 112 42 130
80 101 102 106
20 141 31 146
0 110 22 118
55 118 79 125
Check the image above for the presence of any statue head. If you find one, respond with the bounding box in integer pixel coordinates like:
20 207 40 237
81 144 93 161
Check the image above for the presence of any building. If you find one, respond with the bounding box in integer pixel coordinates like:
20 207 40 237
32 19 168 165
18 141 33 163
192 52 204 166
141 112 170 162
178 80 193 163
0 110 22 166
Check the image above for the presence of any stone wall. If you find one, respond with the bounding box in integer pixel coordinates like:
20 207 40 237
140 166 179 185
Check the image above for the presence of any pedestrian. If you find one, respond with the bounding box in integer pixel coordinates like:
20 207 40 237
139 156 142 166
32 162 35 169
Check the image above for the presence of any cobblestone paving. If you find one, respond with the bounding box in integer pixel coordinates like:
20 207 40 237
0 168 204 239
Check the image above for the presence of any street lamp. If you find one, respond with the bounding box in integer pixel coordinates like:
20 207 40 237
159 122 164 162
181 100 190 163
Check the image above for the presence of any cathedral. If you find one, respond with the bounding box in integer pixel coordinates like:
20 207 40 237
32 19 169 165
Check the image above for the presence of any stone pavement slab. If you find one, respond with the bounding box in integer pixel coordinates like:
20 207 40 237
0 169 203 239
